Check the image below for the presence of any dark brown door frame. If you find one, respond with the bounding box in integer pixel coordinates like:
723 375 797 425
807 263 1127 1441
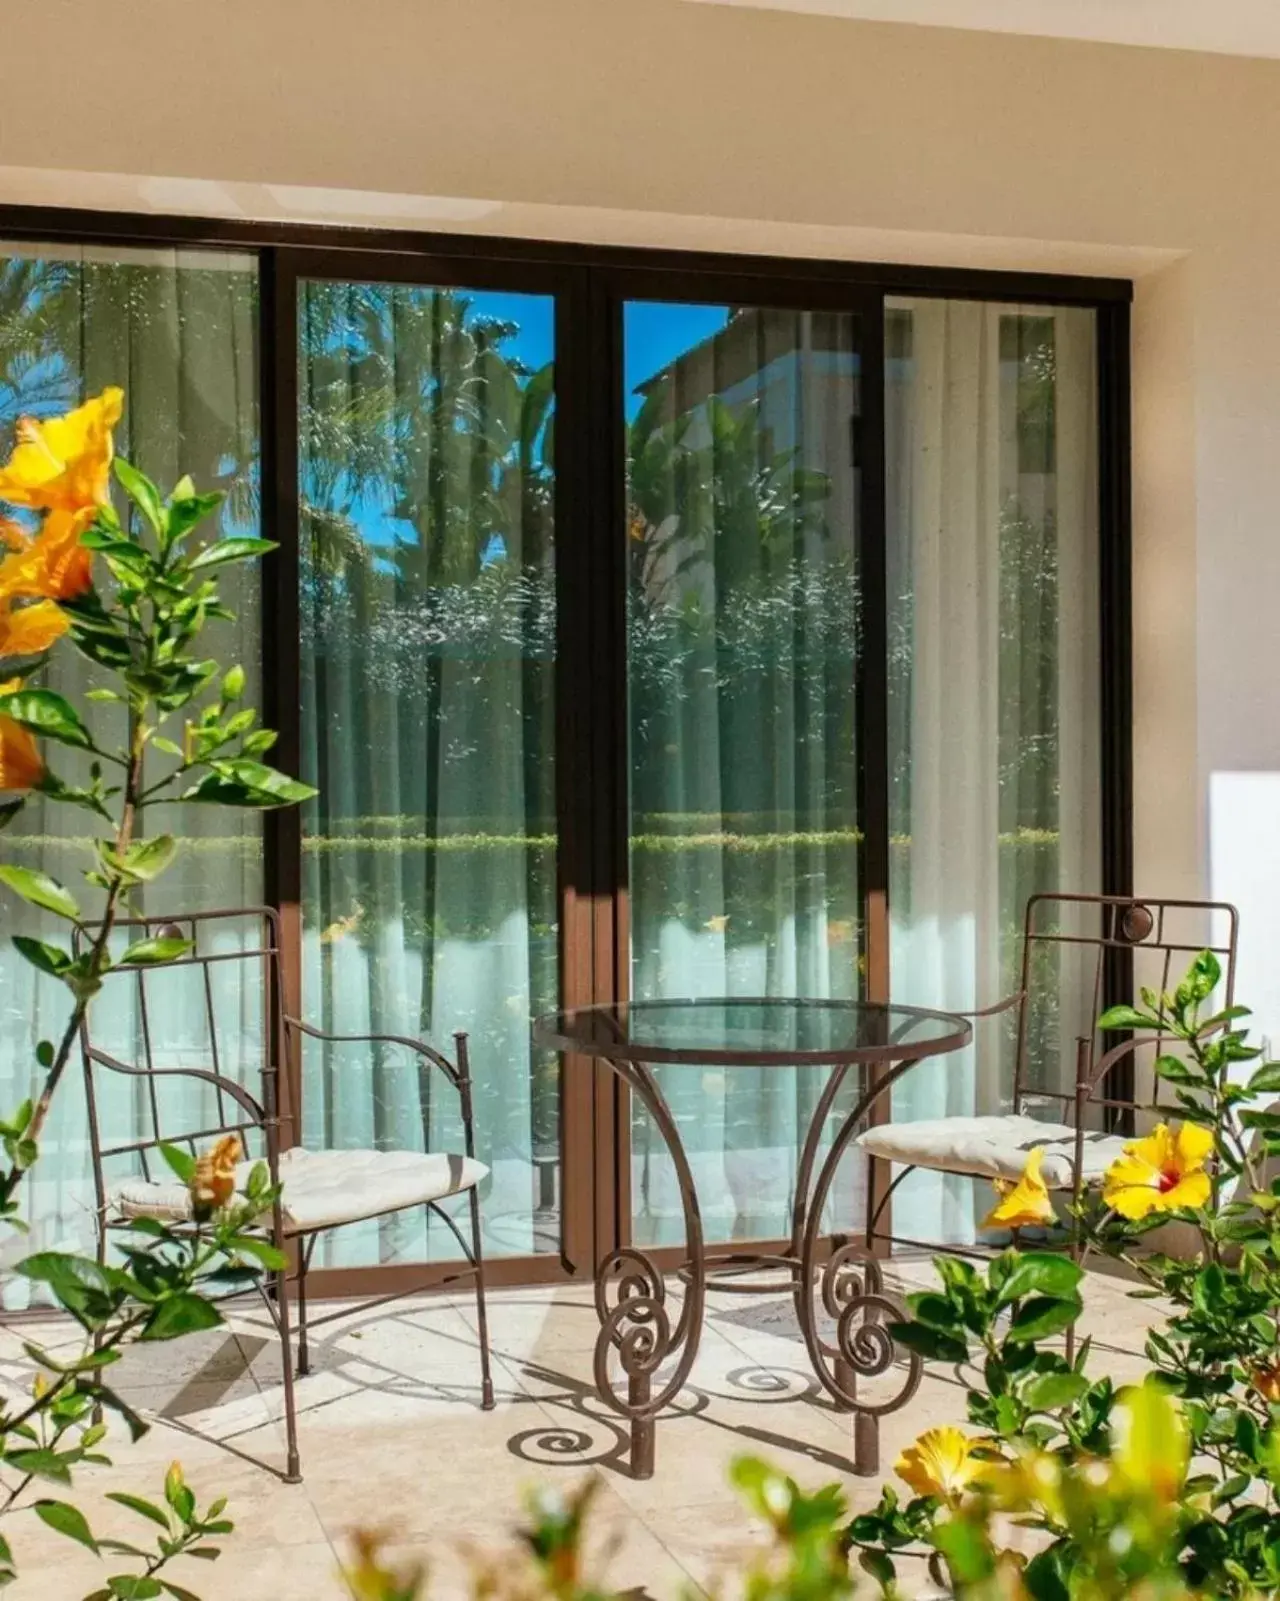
0 205 1135 1298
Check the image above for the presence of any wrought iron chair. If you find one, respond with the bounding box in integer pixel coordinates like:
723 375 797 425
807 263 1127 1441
856 893 1240 1256
78 906 494 1483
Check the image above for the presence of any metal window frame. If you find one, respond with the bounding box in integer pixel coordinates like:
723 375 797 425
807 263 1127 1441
0 205 1134 1297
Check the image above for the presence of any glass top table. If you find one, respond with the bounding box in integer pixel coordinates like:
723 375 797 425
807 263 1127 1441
532 995 971 1482
534 996 970 1067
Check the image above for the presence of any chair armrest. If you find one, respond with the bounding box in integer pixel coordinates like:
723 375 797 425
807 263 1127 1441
83 1046 266 1124
284 1016 464 1090
1086 1034 1162 1108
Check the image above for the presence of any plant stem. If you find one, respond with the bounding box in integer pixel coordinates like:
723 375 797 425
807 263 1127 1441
3 711 148 1193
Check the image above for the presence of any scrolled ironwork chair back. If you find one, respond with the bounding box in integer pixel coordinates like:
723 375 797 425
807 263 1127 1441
1011 892 1239 1130
76 905 291 1217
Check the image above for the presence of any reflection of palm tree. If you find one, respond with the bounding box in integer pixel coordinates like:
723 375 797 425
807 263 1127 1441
626 376 830 603
298 283 553 583
0 259 80 429
297 281 558 1164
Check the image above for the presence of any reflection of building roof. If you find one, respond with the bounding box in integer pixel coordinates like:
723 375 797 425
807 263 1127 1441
634 307 859 412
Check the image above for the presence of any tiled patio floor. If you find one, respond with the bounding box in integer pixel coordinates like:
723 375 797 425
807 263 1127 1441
1 1262 1159 1599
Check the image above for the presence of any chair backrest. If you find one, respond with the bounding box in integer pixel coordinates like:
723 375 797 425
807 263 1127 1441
1012 892 1239 1121
77 906 288 1209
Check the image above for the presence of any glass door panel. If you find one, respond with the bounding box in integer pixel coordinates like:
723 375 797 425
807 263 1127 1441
624 300 865 1247
884 298 1101 1245
296 275 559 1267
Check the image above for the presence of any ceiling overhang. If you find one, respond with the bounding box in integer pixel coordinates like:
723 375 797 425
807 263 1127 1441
685 0 1280 61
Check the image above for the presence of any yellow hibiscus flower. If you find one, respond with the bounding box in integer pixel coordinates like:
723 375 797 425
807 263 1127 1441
0 598 69 659
0 507 96 601
1102 1122 1213 1220
0 388 123 513
0 677 42 791
895 1426 983 1502
981 1146 1056 1230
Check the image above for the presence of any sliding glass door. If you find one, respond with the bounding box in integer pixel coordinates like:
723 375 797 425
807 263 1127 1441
293 266 564 1268
884 298 1101 1244
622 297 868 1248
0 221 1123 1293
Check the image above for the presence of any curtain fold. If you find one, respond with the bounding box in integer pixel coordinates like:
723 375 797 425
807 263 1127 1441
626 304 863 1246
886 299 1102 1245
297 280 558 1267
0 244 260 1298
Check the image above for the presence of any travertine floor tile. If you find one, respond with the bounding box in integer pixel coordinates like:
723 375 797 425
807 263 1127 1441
0 1265 1158 1600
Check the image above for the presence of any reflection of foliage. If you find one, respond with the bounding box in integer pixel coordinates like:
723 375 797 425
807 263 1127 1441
627 377 831 602
299 282 553 584
0 261 259 537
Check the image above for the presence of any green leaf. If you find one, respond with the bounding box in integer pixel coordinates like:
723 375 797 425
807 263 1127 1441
0 865 80 920
221 665 245 701
12 937 71 977
119 936 192 967
186 537 276 573
1248 1062 1280 1096
1153 1053 1202 1086
907 1292 964 1336
0 688 92 749
34 1499 98 1552
105 1494 172 1532
107 1577 163 1600
114 457 166 537
0 797 25 832
994 1253 1082 1307
183 760 316 809
1097 1004 1159 1032
885 1320 969 1364
1183 949 1222 1004
1007 1294 1082 1344
223 1235 286 1272
858 1548 896 1590
1023 1545 1071 1601
3 1449 71 1484
121 836 177 882
165 490 225 549
15 1253 125 1329
158 1143 195 1183
1023 1369 1089 1410
140 1293 223 1341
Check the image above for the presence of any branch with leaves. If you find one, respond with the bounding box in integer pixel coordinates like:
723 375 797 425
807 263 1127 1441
0 387 313 1596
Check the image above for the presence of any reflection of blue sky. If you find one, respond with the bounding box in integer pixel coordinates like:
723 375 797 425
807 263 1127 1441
324 291 732 552
624 302 730 419
467 290 554 374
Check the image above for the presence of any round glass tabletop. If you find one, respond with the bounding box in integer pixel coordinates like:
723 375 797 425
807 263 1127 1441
532 997 971 1067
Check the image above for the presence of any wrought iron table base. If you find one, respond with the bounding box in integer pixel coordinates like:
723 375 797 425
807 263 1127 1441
592 1053 925 1480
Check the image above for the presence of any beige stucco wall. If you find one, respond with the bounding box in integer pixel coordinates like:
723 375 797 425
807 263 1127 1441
7 0 1280 983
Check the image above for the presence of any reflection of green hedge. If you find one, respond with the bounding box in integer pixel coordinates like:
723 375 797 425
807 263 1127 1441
10 828 1058 858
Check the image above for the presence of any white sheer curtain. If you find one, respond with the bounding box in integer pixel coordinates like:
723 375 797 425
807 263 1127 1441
626 304 863 1246
0 244 260 1297
295 279 559 1269
885 298 1101 1245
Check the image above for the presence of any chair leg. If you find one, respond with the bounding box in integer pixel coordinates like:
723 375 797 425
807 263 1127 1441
273 1261 302 1484
467 1189 495 1411
296 1238 312 1378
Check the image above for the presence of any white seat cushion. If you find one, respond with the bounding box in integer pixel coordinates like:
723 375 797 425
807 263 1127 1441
855 1114 1129 1190
111 1146 488 1234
